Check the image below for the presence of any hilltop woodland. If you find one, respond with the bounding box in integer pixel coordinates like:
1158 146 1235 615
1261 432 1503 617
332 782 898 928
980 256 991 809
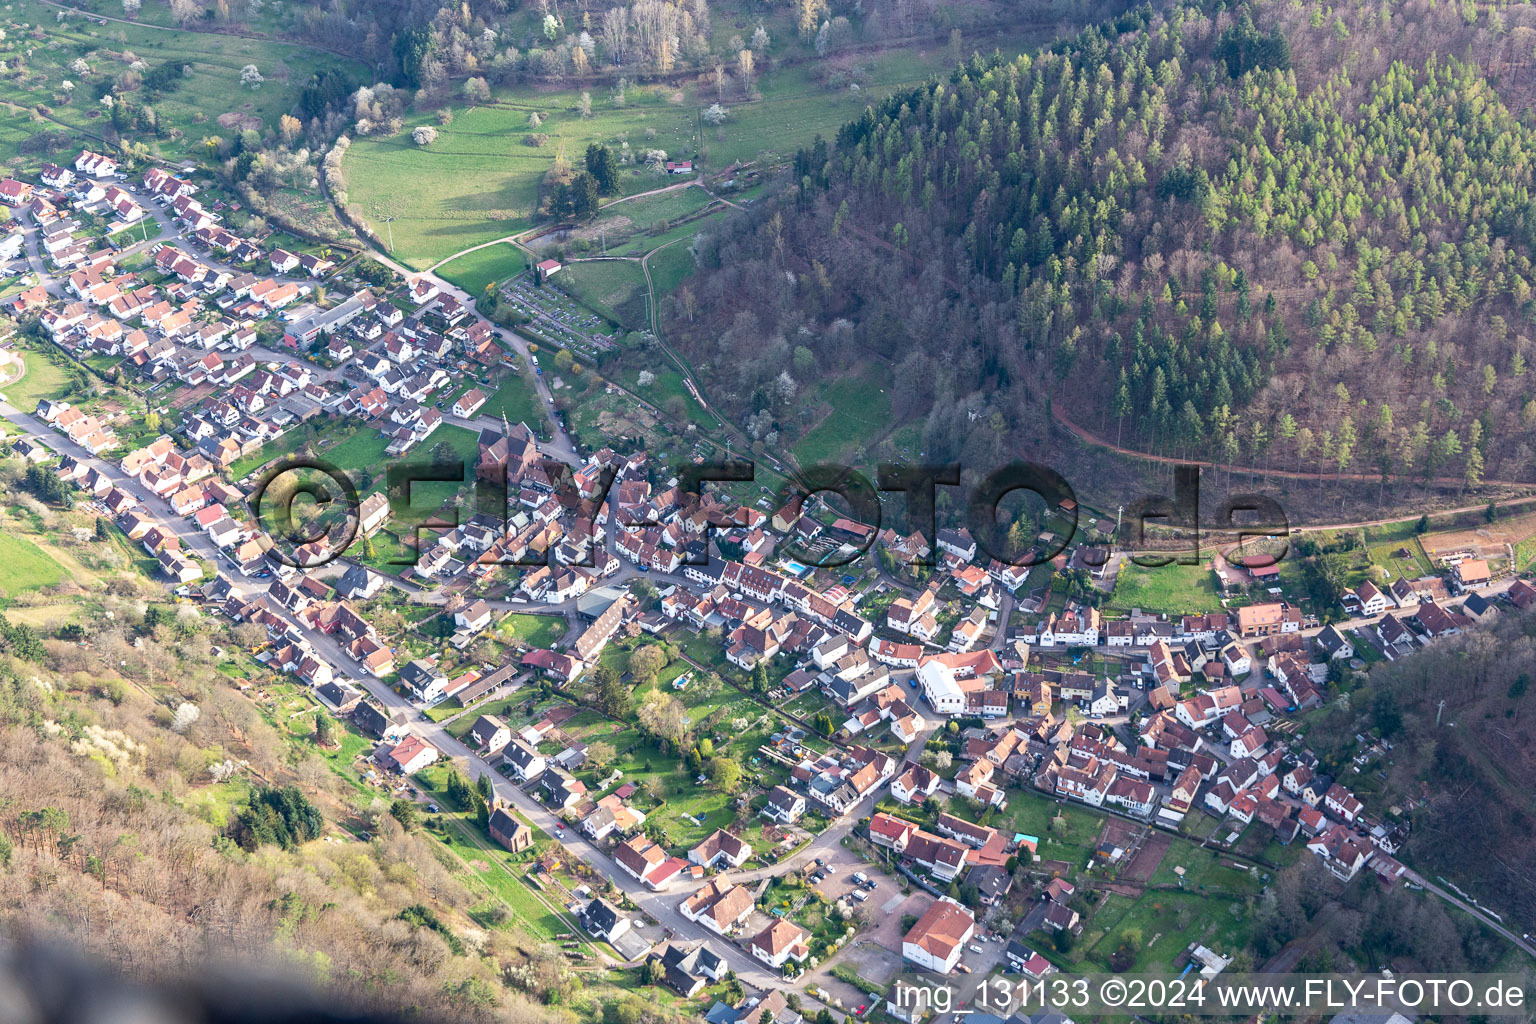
667 0 1536 511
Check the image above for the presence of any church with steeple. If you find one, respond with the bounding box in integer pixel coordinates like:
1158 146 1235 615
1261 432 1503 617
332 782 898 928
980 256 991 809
477 412 540 485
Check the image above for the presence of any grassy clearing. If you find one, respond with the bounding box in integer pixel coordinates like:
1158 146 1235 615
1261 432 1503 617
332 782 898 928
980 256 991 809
344 85 708 270
1078 888 1252 973
616 365 716 432
482 369 545 432
557 260 648 329
791 362 893 467
2 344 76 412
1147 840 1261 892
1109 561 1226 615
0 531 67 593
343 47 976 270
645 242 699 298
436 243 525 295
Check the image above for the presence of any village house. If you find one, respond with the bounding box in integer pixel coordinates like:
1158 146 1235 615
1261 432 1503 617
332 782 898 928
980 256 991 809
748 920 810 970
901 898 975 974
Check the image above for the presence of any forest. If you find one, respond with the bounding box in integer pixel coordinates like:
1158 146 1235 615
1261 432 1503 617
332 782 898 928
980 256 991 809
667 0 1536 511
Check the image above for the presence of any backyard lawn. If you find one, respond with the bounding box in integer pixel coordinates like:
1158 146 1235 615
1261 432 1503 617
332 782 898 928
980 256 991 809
995 789 1105 863
496 612 567 650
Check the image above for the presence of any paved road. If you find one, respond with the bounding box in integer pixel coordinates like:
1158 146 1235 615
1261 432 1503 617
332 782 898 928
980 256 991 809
1405 870 1536 959
0 400 225 565
356 250 580 465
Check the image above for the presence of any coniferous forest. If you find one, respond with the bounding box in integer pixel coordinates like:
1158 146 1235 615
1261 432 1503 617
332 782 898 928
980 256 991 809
671 0 1536 507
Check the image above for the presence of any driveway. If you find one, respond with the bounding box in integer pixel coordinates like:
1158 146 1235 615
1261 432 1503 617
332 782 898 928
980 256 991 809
867 892 933 954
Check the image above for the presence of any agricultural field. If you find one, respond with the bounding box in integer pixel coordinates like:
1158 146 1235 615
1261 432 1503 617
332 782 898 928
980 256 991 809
0 0 366 168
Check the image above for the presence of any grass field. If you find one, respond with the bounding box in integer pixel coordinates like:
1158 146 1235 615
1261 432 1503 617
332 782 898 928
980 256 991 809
645 242 699 298
1110 561 1227 615
496 612 566 650
792 363 893 467
482 369 545 433
2 344 76 412
344 85 708 270
0 532 67 594
616 365 715 430
558 260 648 329
343 46 982 270
1077 888 1252 973
997 789 1105 863
436 243 525 295
383 424 480 515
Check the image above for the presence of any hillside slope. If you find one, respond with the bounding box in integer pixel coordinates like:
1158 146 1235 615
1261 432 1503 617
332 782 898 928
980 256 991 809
669 0 1536 505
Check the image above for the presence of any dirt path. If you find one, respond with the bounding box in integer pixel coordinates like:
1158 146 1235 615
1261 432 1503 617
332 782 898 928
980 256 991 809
1052 402 1536 492
423 179 706 275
